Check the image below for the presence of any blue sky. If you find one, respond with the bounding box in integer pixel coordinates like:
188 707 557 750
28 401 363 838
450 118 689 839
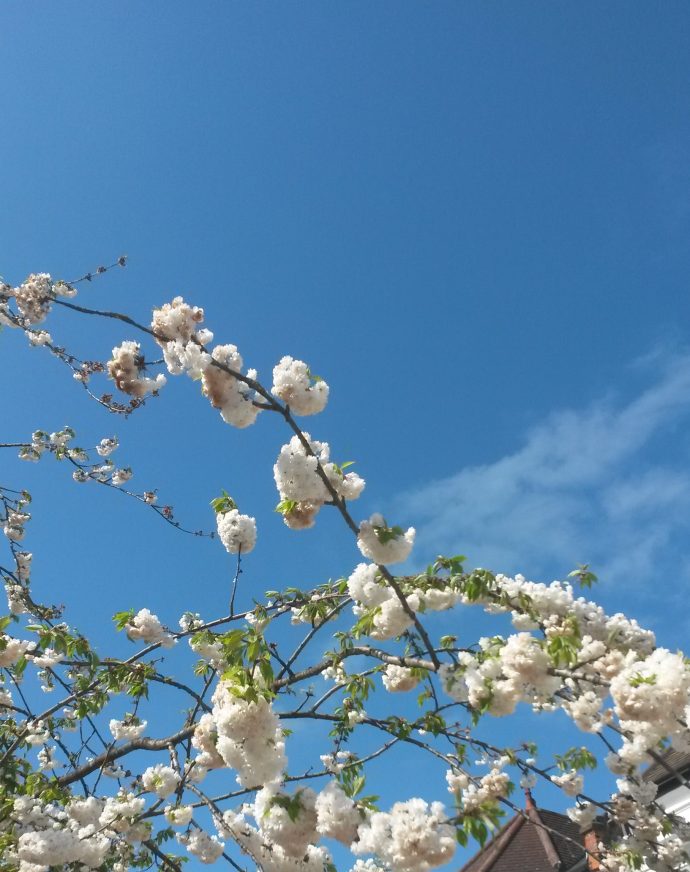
2 2 690 869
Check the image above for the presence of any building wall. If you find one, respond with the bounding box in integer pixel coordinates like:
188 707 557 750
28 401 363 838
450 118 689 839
657 784 690 821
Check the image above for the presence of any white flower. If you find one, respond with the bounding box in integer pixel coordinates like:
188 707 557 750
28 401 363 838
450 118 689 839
165 805 194 826
4 524 25 542
551 770 584 797
382 664 420 693
125 608 175 647
37 745 61 771
108 340 166 397
0 636 33 666
111 467 133 486
253 786 318 858
109 717 147 741
273 433 365 530
28 330 52 346
357 514 415 565
142 763 181 798
566 802 598 832
315 781 361 845
96 437 119 457
152 297 205 346
201 344 262 428
13 273 52 324
271 356 329 416
177 829 224 864
354 798 455 872
446 769 469 794
25 721 50 745
216 508 257 555
209 683 286 788
28 648 64 669
459 769 511 813
347 563 415 640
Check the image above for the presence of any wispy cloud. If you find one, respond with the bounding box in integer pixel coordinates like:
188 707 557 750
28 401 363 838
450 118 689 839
397 353 690 619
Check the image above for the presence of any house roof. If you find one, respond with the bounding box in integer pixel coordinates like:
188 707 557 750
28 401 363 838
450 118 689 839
642 749 690 791
459 793 587 872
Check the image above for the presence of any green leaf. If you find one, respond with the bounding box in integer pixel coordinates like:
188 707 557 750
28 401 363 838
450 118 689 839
211 490 237 514
373 524 405 545
554 746 598 771
568 563 598 588
113 609 135 631
275 499 299 516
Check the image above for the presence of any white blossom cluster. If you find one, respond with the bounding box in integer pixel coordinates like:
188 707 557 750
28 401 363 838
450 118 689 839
314 781 362 845
0 273 76 328
189 634 225 667
108 340 167 397
151 296 213 376
348 563 415 639
435 571 690 770
489 573 655 656
216 507 257 555
223 782 357 866
274 433 365 529
609 647 690 764
3 791 156 871
221 808 332 872
0 686 13 711
177 828 225 864
97 436 119 456
124 608 175 648
219 783 453 872
353 798 455 872
439 634 561 717
3 507 30 544
253 786 319 857
165 804 194 826
594 801 690 872
565 801 598 832
192 679 286 787
1 487 36 614
351 861 387 872
37 745 61 771
202 344 262 428
382 664 421 693
28 646 64 669
109 716 147 741
271 356 329 416
14 428 138 496
141 763 181 797
357 514 415 565
551 769 584 797
448 767 512 813
347 563 460 641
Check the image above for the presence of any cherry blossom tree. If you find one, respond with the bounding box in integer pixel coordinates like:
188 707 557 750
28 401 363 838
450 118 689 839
0 261 689 872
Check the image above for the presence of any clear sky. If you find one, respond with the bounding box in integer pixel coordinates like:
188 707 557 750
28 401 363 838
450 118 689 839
2 2 690 869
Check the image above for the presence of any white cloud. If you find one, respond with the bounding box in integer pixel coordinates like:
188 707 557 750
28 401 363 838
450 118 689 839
397 353 690 596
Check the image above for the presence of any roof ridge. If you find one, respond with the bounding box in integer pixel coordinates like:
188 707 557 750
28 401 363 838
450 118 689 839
457 813 525 872
528 806 563 869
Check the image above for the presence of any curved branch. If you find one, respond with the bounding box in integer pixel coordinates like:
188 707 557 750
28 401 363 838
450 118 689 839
57 724 195 787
